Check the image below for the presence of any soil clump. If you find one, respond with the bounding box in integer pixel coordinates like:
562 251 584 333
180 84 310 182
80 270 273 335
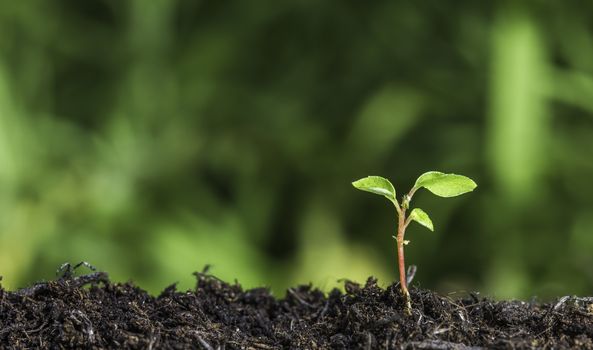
1 270 592 349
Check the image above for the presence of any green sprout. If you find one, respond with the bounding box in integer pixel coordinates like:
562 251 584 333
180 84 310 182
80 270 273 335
352 171 477 314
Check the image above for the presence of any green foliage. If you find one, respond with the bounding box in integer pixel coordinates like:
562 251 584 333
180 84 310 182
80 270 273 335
351 176 397 205
409 208 433 232
352 171 476 234
414 172 478 198
0 1 592 299
353 171 476 311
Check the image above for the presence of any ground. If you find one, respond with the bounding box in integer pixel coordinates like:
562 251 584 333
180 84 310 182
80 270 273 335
1 269 592 349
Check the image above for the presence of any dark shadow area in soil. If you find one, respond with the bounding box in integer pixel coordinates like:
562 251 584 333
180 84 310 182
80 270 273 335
1 269 592 349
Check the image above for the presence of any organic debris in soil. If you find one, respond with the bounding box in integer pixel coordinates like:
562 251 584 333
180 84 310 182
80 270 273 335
1 270 593 349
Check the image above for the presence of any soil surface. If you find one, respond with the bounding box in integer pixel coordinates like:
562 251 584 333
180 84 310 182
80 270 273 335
1 268 592 349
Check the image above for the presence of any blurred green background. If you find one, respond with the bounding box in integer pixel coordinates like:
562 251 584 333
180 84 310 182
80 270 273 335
1 1 593 300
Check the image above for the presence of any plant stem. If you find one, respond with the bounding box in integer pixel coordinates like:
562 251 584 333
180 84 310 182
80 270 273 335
397 206 412 315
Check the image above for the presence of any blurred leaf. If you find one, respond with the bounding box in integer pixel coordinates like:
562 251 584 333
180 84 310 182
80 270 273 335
296 197 390 291
409 208 433 231
414 171 477 197
352 176 397 205
347 86 423 164
550 69 593 114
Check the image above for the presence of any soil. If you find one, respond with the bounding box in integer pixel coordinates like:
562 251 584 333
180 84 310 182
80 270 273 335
1 268 592 349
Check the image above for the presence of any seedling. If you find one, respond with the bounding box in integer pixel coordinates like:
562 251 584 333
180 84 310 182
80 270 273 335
352 171 477 314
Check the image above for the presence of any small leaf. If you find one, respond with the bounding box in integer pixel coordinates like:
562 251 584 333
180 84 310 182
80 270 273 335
352 176 397 204
414 171 477 197
409 208 434 231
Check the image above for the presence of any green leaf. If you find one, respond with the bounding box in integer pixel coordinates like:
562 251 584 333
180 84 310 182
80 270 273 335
409 208 434 231
352 176 397 204
414 171 477 197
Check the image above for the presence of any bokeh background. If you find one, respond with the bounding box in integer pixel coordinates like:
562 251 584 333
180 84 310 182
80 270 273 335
1 1 593 300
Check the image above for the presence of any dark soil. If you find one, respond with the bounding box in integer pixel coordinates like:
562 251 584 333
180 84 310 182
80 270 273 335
1 269 593 349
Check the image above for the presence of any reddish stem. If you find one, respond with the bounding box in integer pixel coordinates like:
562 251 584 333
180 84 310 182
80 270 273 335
397 203 412 314
397 212 407 290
